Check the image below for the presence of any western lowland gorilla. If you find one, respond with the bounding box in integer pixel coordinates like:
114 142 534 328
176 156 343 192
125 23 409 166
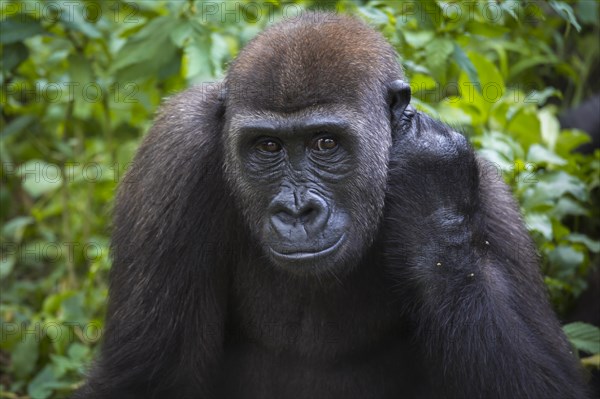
559 94 600 154
75 12 590 399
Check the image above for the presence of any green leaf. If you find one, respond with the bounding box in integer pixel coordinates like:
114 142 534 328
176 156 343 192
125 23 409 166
525 213 553 240
437 101 473 125
506 107 541 151
358 6 391 26
11 337 39 379
67 53 95 118
525 87 561 107
555 129 591 156
0 254 15 278
49 355 73 378
509 56 559 79
501 0 520 20
111 16 180 76
18 160 63 198
527 144 566 166
554 197 589 218
456 52 505 125
62 293 86 324
538 108 560 149
67 343 90 361
210 32 230 78
2 216 34 239
27 365 55 399
425 38 454 83
522 170 588 212
477 149 512 171
0 15 44 44
548 245 585 274
489 43 508 78
59 3 102 39
468 51 505 99
452 44 479 90
542 171 587 200
551 218 570 240
576 0 599 26
184 36 213 81
1 42 29 71
565 234 600 253
402 30 434 49
564 322 600 354
170 21 193 47
410 73 437 92
68 53 93 86
550 1 582 32
464 21 509 37
475 131 524 160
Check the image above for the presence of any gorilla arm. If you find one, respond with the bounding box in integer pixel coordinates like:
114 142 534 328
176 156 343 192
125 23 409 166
384 110 589 398
74 85 231 399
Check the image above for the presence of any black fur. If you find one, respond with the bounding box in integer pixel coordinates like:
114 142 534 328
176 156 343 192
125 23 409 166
74 13 590 399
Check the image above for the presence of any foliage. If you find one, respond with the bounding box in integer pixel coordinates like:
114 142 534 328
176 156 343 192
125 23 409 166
0 0 598 397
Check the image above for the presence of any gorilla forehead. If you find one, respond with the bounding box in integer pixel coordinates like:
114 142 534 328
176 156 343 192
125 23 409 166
225 13 403 111
226 104 364 140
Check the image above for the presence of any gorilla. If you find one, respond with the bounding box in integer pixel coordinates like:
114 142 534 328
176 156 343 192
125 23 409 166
559 94 600 154
75 12 590 399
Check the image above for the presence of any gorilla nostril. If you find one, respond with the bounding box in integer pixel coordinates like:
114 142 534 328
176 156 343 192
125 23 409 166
274 207 318 224
274 210 295 225
300 207 318 222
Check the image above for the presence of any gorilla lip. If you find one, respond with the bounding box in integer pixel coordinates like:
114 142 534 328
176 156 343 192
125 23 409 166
269 234 346 261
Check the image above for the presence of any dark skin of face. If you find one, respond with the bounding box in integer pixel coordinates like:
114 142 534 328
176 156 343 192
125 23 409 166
234 115 353 272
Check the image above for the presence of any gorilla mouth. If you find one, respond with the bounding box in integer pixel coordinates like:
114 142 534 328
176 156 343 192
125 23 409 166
269 234 346 261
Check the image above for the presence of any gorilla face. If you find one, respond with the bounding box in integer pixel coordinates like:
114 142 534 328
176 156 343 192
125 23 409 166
225 104 392 275
219 12 401 276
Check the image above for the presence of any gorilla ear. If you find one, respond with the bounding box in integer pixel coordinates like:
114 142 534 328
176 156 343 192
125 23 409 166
388 80 411 120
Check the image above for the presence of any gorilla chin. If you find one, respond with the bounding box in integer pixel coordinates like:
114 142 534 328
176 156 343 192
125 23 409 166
268 233 347 272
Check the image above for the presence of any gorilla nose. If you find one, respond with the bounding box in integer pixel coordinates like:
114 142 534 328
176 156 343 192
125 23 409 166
269 192 329 238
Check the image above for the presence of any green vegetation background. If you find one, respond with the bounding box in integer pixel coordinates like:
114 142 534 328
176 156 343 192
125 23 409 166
1 1 599 398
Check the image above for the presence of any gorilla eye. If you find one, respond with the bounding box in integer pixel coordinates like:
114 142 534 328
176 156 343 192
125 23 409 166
312 137 338 152
256 140 282 153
